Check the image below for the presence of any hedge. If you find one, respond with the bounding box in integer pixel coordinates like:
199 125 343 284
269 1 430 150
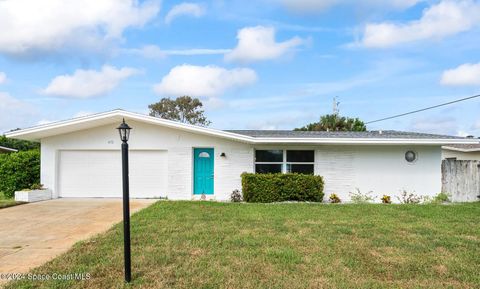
0 150 40 198
241 173 324 203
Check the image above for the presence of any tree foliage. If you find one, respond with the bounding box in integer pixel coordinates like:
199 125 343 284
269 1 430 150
148 96 211 126
295 114 366 132
0 150 40 198
0 135 39 151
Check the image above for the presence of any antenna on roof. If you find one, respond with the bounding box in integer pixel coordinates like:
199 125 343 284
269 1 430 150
333 96 340 116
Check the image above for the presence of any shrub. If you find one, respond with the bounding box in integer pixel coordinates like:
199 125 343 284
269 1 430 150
30 183 45 190
397 190 422 204
241 173 324 203
381 195 392 204
329 193 341 203
433 192 450 203
0 150 40 198
349 188 375 203
230 189 243 202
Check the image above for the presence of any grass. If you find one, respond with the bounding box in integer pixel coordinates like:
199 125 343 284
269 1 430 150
5 201 480 289
0 192 25 209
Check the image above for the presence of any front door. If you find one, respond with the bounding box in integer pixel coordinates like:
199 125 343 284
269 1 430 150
193 148 214 195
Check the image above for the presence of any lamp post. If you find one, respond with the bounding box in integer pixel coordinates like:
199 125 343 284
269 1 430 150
117 118 132 283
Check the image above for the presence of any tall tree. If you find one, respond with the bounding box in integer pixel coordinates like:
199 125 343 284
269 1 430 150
148 96 211 126
295 114 366 132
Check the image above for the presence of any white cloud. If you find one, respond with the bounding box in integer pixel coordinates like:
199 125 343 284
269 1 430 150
0 0 160 57
42 65 139 99
0 92 37 133
359 0 480 48
441 62 480 86
225 26 307 63
165 2 205 24
153 64 257 98
276 0 422 13
0 72 6 84
121 45 230 59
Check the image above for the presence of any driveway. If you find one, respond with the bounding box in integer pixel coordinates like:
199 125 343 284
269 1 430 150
0 198 156 279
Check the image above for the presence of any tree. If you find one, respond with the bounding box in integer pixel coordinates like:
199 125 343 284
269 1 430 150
295 114 366 132
0 135 40 151
148 96 211 126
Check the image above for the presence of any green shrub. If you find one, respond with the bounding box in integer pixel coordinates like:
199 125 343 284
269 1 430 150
241 173 324 203
0 150 40 198
433 192 450 203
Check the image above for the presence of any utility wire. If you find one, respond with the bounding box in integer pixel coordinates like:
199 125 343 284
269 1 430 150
366 94 480 124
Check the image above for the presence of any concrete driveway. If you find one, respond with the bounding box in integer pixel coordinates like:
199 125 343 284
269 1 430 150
0 198 156 279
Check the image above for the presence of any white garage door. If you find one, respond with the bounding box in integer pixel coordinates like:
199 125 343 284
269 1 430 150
58 150 168 198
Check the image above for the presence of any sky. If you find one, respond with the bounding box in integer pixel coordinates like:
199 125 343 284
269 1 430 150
1 0 480 136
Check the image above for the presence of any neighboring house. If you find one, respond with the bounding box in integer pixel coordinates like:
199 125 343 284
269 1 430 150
442 144 480 161
5 110 477 202
0 145 18 154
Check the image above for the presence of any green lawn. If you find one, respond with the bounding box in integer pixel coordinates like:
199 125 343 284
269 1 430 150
6 202 480 289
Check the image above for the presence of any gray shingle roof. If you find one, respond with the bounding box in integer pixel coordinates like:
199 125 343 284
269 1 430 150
225 130 468 139
442 144 480 151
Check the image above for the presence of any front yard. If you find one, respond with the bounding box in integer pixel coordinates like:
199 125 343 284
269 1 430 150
6 201 480 289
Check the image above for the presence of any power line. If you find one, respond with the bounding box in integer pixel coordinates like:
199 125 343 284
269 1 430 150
366 94 480 124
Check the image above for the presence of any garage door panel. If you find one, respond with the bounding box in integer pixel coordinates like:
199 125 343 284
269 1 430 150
59 150 167 198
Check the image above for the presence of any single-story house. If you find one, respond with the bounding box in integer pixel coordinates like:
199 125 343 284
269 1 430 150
5 109 478 202
0 145 18 153
442 144 480 161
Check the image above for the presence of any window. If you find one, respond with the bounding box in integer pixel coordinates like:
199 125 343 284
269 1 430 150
255 150 283 174
255 150 314 174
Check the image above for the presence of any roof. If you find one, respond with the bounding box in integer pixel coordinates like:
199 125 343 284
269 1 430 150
226 130 463 139
5 109 478 145
0 146 18 153
442 143 480 152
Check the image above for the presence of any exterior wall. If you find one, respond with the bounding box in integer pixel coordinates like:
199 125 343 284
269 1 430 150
41 120 254 200
41 122 442 202
254 145 442 202
442 150 480 161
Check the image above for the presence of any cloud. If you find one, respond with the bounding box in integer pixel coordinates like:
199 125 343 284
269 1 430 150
42 65 139 99
441 62 480 86
0 92 37 133
358 0 480 48
0 0 160 57
0 72 6 84
153 64 257 98
276 0 422 13
165 2 206 24
121 45 230 59
225 26 307 63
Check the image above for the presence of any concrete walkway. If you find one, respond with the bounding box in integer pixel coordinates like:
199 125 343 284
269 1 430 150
0 198 156 281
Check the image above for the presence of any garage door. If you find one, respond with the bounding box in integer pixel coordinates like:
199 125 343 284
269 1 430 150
58 150 168 198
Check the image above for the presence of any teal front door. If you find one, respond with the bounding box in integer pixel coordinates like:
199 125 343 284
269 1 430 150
193 148 214 195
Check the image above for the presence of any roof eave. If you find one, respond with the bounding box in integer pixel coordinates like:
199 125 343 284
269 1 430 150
252 138 478 145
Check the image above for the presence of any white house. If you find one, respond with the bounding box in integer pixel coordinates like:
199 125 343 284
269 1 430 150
6 109 478 202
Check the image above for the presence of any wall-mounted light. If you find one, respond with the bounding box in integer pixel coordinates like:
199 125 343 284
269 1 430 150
220 152 226 157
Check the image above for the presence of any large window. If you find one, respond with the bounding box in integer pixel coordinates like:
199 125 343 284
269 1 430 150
255 150 314 174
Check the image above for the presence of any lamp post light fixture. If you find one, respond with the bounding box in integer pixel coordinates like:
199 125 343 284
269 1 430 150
117 118 132 283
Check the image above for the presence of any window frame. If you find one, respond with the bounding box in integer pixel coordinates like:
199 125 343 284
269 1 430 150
254 149 315 174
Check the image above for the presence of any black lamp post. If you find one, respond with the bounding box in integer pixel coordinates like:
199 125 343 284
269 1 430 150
117 118 132 283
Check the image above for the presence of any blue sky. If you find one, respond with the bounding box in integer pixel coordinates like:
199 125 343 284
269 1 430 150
1 0 480 136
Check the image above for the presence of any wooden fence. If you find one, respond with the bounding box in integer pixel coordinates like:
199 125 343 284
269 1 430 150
441 159 480 202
